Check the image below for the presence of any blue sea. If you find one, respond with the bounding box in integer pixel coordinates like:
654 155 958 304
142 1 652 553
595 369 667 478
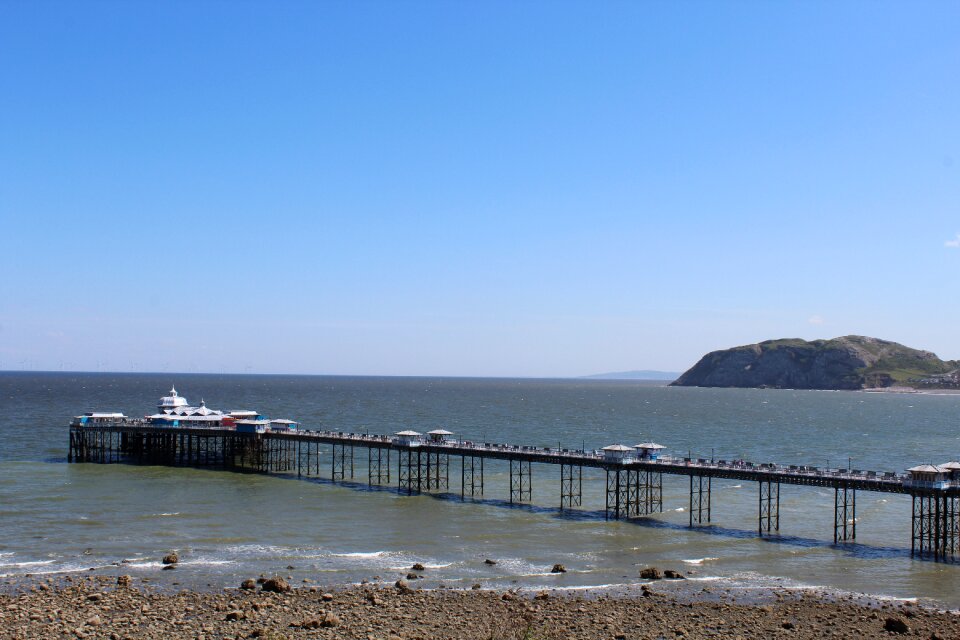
2 372 960 607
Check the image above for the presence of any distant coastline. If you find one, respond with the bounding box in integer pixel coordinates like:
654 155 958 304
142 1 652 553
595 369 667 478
581 370 679 381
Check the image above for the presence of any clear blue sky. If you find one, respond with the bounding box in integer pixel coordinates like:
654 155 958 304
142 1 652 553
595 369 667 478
1 1 958 377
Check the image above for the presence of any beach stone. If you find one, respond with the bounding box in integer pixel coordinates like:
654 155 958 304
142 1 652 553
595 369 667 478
394 579 412 593
484 559 497 565
321 612 341 627
471 583 482 590
161 564 176 571
550 564 566 573
534 591 549 600
116 575 131 587
664 570 686 579
240 579 257 590
406 572 420 580
321 592 334 601
640 567 663 580
884 617 910 634
411 563 426 571
225 609 245 621
501 592 514 601
295 617 321 629
261 577 291 593
782 621 795 629
161 553 178 565
85 615 101 626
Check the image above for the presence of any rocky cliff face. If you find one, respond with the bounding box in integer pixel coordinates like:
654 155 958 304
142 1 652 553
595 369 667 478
671 336 958 390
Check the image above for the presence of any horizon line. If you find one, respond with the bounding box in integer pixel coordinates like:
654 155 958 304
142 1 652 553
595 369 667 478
0 369 680 381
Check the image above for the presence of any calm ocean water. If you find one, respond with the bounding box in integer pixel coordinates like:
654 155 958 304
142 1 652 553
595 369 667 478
2 372 960 606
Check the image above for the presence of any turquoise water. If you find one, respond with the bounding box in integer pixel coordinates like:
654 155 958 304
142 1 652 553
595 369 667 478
2 372 960 606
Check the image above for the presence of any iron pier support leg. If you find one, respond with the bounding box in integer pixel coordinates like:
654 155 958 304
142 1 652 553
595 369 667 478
624 469 636 517
605 467 630 520
834 486 855 543
759 480 780 536
941 494 950 559
852 487 856 540
911 494 918 556
639 470 663 515
398 448 417 495
935 492 944 560
331 443 345 481
461 456 483 499
425 452 446 491
416 450 423 492
708 476 712 522
638 470 649 516
368 447 383 485
605 468 621 520
949 494 959 557
425 451 433 490
439 453 449 490
689 474 712 527
560 464 582 510
626 470 638 517
509 459 531 504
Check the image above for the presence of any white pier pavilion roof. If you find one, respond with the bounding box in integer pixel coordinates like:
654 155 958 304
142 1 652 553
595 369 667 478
158 386 189 411
907 464 943 473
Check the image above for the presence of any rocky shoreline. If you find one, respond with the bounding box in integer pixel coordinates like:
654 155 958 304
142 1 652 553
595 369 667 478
1 573 957 640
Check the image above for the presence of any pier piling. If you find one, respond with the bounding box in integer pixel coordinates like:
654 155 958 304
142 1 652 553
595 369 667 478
461 456 483 499
368 447 390 485
689 474 712 527
509 459 532 504
834 485 856 543
758 479 780 535
560 463 582 510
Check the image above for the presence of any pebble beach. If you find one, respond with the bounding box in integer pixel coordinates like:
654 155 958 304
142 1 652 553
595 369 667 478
2 572 957 640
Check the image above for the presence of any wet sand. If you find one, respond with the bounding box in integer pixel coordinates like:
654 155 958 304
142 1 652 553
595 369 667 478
1 574 957 640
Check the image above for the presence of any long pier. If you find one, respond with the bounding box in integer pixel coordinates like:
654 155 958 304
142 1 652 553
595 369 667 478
68 420 959 561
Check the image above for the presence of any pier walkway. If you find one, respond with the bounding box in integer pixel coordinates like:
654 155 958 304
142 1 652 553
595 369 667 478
68 420 958 561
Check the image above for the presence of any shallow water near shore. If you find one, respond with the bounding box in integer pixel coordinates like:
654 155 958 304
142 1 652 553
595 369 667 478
2 372 960 606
